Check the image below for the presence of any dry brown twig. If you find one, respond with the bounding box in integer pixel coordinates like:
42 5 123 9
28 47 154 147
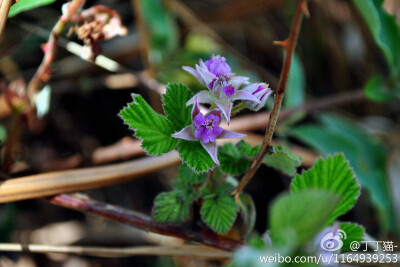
0 243 232 258
0 0 13 39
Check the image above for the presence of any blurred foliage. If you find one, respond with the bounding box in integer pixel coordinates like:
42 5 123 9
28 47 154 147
139 0 179 66
290 113 394 232
353 0 400 101
8 0 57 18
0 124 6 144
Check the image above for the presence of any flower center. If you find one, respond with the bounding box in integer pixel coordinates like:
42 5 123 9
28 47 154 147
223 85 235 98
194 114 222 143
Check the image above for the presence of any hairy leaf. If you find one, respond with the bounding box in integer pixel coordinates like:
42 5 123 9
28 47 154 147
218 143 250 175
163 83 193 131
340 222 364 252
290 114 391 228
263 145 302 176
291 154 360 224
176 164 207 184
178 140 215 173
236 140 260 158
269 190 340 245
119 94 177 155
200 194 238 234
152 191 194 224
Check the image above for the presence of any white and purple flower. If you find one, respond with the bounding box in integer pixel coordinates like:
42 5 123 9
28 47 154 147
172 99 246 164
241 83 272 111
183 55 261 124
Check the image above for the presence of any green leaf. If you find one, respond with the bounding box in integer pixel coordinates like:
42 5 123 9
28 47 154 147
353 0 400 75
120 94 178 155
236 140 260 157
171 179 199 203
176 164 207 184
269 190 340 245
364 74 399 103
163 83 193 131
178 140 215 173
290 114 391 229
340 222 364 252
0 124 6 144
200 194 238 233
152 191 194 224
291 154 360 224
263 145 302 176
218 143 250 175
8 0 57 18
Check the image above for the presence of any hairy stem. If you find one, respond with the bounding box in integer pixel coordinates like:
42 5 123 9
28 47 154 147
233 0 308 197
27 0 86 100
49 194 242 251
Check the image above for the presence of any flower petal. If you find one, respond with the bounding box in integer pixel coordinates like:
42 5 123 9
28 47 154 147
186 91 213 107
191 99 201 121
229 76 250 89
231 90 261 103
171 126 196 141
182 66 205 86
196 64 217 89
218 129 247 139
201 141 219 165
215 101 233 124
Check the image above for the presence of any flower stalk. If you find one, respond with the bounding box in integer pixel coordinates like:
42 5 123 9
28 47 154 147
232 0 308 198
27 0 87 101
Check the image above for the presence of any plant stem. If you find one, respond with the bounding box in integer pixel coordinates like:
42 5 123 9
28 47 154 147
232 0 308 197
49 194 243 251
26 0 86 101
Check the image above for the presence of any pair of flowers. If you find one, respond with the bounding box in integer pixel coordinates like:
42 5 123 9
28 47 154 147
172 55 272 165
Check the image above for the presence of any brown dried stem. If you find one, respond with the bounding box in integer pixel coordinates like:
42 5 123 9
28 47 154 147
49 194 242 251
233 0 307 197
26 0 86 100
0 243 232 258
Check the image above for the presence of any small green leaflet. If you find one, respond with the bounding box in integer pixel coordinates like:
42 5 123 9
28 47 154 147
163 83 193 131
340 222 364 252
218 143 250 175
176 164 207 184
119 94 177 155
8 0 57 18
291 154 360 224
263 145 302 176
200 194 238 234
152 191 194 224
178 140 215 173
269 190 340 245
236 140 260 157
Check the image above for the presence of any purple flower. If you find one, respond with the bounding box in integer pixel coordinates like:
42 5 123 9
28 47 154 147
241 83 272 111
183 55 260 124
204 55 231 77
171 99 246 164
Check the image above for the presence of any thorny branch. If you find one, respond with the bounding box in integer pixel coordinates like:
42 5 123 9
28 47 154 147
233 0 308 197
